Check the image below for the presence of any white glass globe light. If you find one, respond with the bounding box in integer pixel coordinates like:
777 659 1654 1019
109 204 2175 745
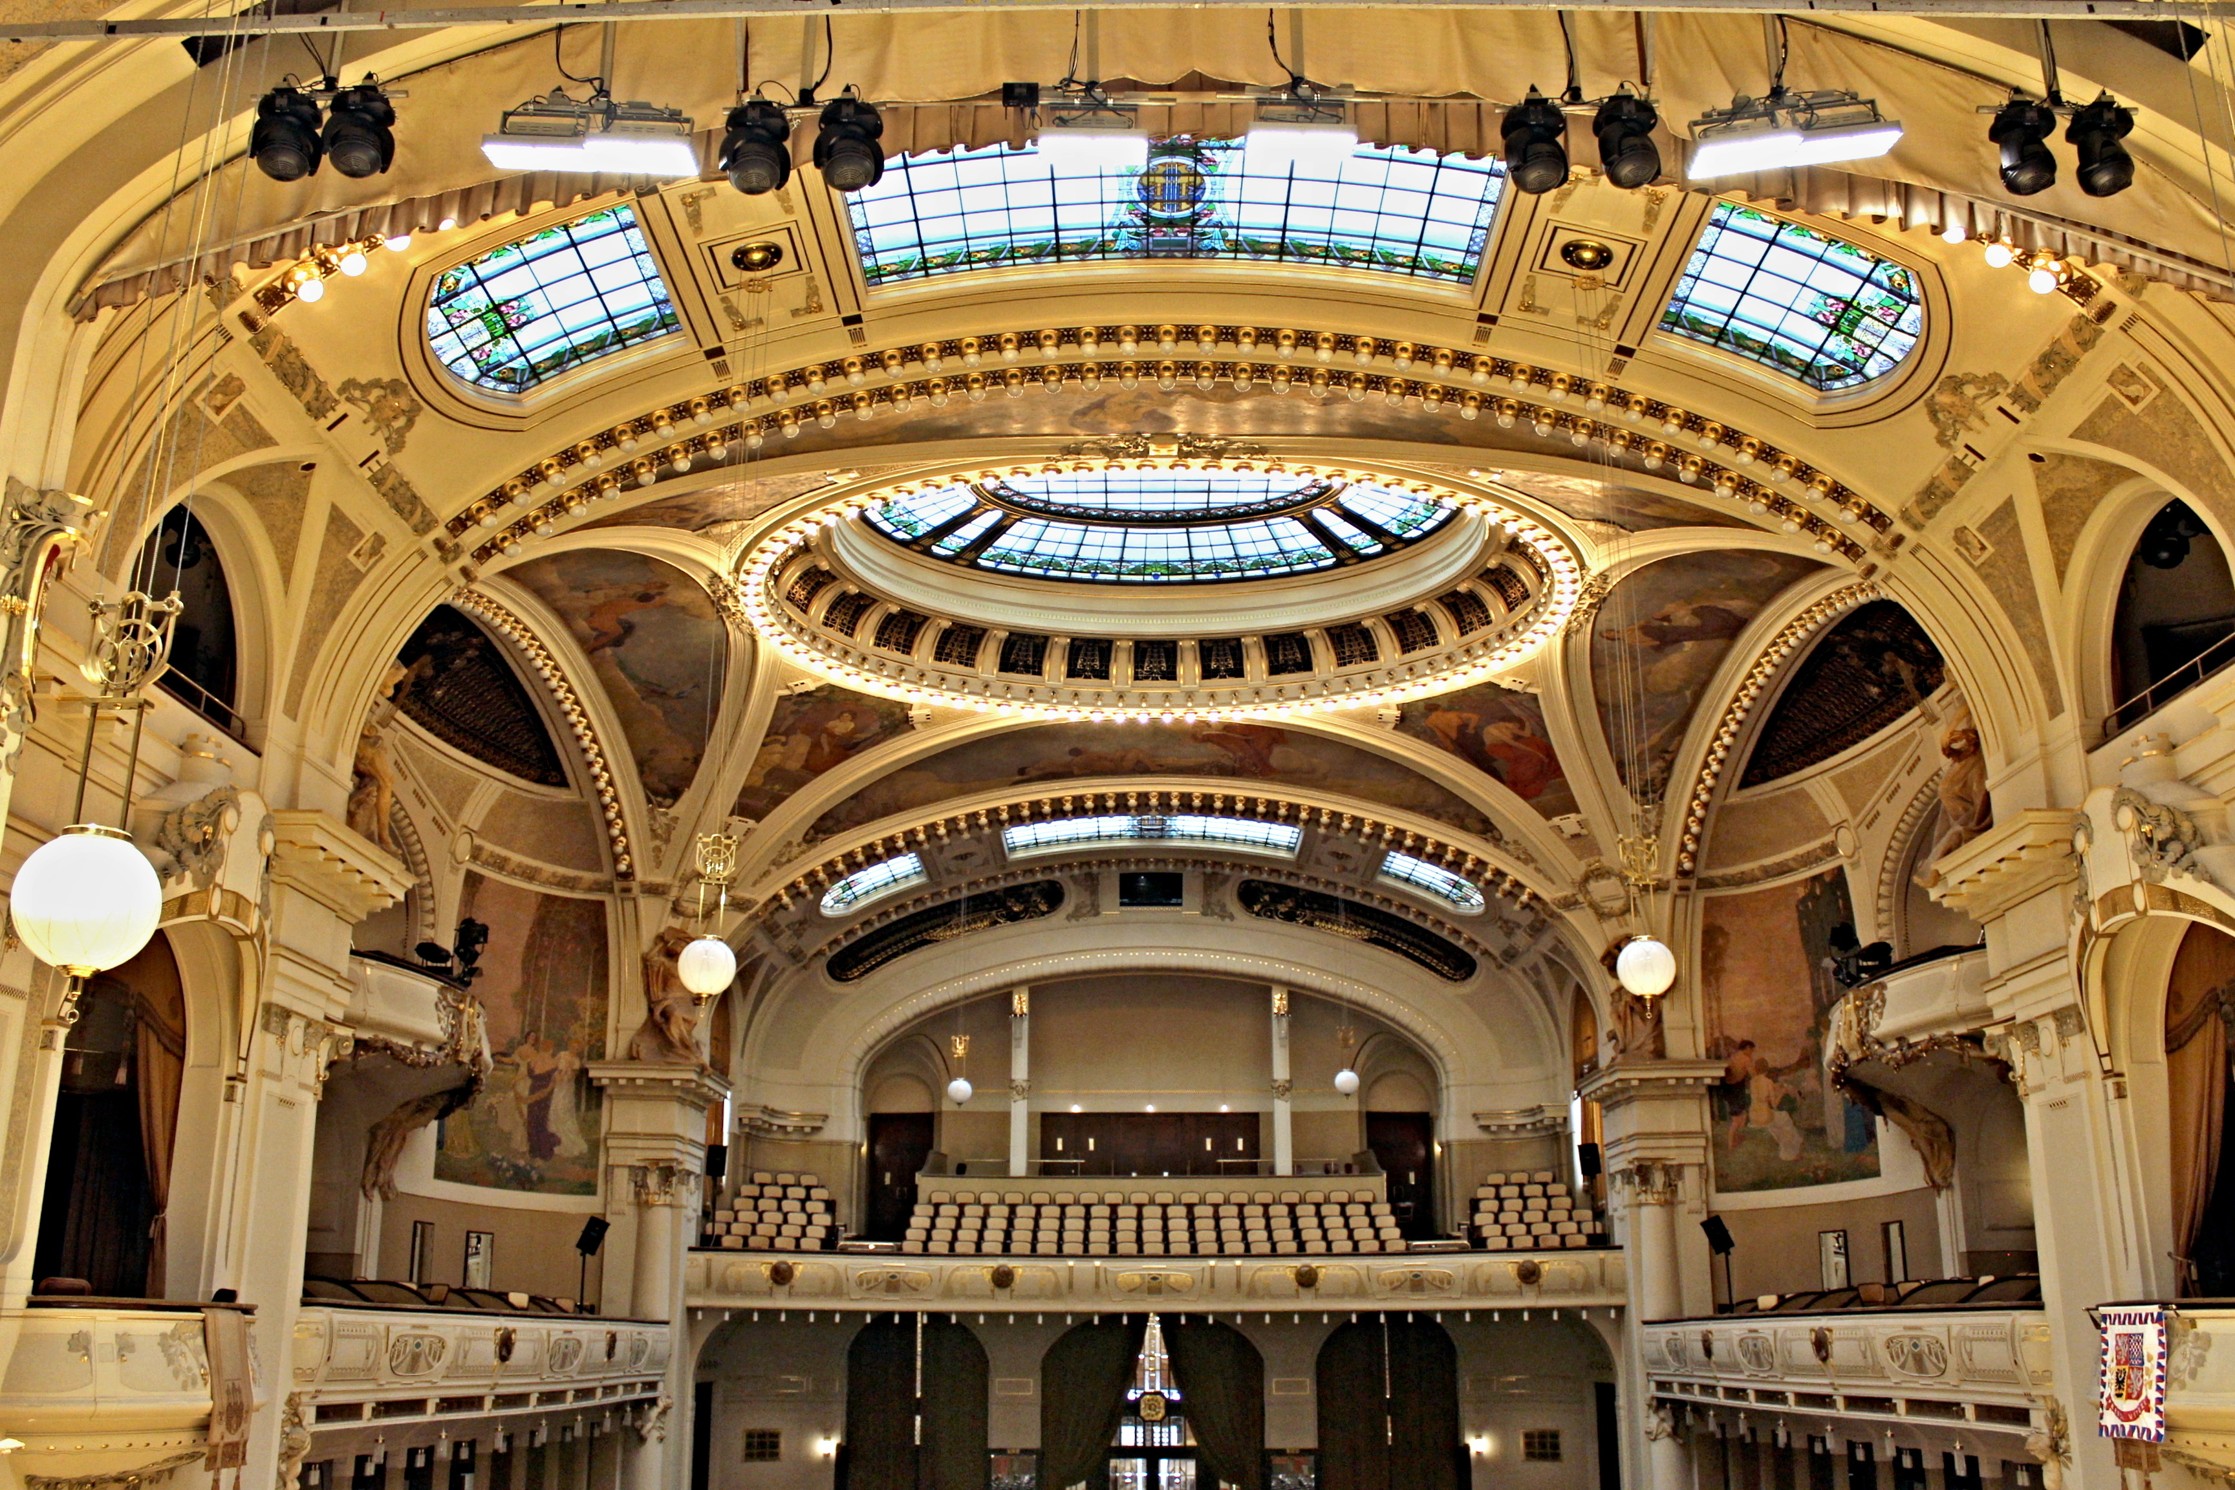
12 826 163 977
676 934 736 999
1616 934 1679 999
1333 1068 1361 1097
946 1076 974 1105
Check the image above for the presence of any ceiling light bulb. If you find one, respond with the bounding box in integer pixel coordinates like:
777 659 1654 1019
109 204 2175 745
1938 222 1966 245
294 276 325 303
2027 265 2060 294
1616 934 1678 998
337 249 368 276
947 1077 974 1105
1333 1068 1361 1097
386 233 413 251
1983 241 2016 268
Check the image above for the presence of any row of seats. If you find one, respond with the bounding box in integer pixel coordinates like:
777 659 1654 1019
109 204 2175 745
1471 1170 1604 1251
921 1186 1379 1207
901 1194 1404 1256
701 1171 842 1252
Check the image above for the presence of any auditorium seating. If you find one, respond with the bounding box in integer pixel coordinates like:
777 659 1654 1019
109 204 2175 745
1468 1170 1605 1250
701 1171 841 1251
896 1186 1408 1256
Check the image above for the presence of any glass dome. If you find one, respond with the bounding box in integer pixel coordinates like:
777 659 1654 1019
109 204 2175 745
864 468 1457 584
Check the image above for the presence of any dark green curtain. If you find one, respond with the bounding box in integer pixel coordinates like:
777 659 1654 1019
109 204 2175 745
844 1320 917 1490
1039 1316 1148 1490
920 1318 989 1490
1315 1317 1461 1490
1164 1318 1265 1490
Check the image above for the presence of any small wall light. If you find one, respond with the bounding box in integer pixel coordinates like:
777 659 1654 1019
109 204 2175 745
816 1436 839 1459
1467 1434 1492 1457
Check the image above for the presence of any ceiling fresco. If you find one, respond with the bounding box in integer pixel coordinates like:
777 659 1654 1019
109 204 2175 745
505 549 727 808
1738 600 1948 788
801 721 1499 845
1394 681 1576 820
734 684 915 823
390 605 567 787
1589 549 1825 801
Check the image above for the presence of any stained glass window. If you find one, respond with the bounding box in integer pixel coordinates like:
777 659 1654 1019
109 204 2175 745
848 138 1504 288
1378 851 1486 913
864 470 1456 585
1659 203 1923 393
1002 815 1302 859
819 851 927 915
425 204 680 394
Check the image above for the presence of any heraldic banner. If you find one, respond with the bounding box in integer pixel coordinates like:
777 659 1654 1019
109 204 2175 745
2098 1304 2169 1442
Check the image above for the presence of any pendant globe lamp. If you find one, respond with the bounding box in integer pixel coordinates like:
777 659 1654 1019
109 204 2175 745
679 830 740 1003
946 1031 972 1105
14 589 182 1021
1615 933 1678 999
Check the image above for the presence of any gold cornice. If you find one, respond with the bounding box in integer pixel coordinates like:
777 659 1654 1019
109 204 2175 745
446 323 1893 566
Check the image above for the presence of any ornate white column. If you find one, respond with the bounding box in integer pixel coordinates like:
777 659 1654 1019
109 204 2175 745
589 1060 728 1490
1270 987 1294 1176
1581 1057 1720 1490
1009 987 1030 1176
232 811 410 1490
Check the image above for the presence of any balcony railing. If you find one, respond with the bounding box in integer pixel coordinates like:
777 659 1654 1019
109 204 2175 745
2102 1301 2235 1479
292 1305 670 1428
685 1244 1626 1312
1 1300 258 1480
1643 1297 2051 1436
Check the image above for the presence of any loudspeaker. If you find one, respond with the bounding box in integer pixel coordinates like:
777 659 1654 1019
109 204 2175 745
1578 1142 1602 1179
1701 1215 1735 1256
705 1143 728 1182
575 1217 611 1257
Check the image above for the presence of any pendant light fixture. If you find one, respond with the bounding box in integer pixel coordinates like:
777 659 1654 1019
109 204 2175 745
678 830 739 1002
947 1030 973 1105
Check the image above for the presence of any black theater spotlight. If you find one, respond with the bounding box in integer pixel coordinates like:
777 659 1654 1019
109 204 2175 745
250 84 325 182
813 94 885 192
1593 90 1661 189
2068 94 2136 198
720 98 794 195
322 81 397 180
1501 89 1570 195
1987 96 2058 196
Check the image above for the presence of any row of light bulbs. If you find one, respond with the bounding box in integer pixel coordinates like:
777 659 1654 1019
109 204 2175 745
1936 220 2088 297
250 233 401 316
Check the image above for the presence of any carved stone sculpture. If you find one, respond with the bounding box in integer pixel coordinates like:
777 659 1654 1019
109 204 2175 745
347 723 399 852
628 925 706 1066
1918 699 1992 888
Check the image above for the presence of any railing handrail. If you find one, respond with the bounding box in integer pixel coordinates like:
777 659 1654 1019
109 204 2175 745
2104 628 2235 735
25 1295 256 1314
1644 1300 2043 1326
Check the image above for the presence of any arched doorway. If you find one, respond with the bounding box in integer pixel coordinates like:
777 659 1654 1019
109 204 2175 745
2165 923 2235 1293
1316 1317 1462 1490
840 1315 988 1489
2109 497 2235 726
1038 1314 1265 1490
34 932 186 1296
138 505 241 735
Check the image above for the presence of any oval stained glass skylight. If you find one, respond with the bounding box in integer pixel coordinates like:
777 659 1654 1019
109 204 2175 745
820 851 927 915
1659 203 1923 393
864 469 1458 584
846 137 1505 288
425 204 681 394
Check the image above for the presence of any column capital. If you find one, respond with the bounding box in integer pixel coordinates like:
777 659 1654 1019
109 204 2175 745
1011 987 1029 1017
1009 1078 1031 1100
1270 1077 1293 1100
632 1160 698 1208
1271 988 1290 1018
268 809 410 923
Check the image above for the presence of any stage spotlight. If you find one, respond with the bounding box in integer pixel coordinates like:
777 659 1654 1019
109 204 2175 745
323 82 396 180
1501 90 1569 195
720 99 793 194
1593 91 1661 188
250 85 325 181
1988 97 2057 196
812 95 885 192
2068 95 2136 197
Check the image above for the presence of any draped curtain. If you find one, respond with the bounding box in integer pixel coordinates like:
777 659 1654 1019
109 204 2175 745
919 1318 989 1490
132 967 187 1298
2166 926 2235 1289
844 1319 919 1490
1316 1317 1461 1490
1163 1318 1265 1490
1038 1316 1148 1490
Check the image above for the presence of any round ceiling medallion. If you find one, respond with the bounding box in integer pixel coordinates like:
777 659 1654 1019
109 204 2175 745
732 459 1585 722
1558 238 1615 271
730 240 786 273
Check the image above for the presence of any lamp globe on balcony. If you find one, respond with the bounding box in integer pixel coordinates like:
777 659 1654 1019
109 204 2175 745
677 933 736 1001
1333 1067 1362 1096
946 1076 974 1105
1616 933 1678 999
12 824 163 978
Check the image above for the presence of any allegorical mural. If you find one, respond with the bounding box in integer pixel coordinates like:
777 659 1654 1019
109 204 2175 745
583 470 884 546
1495 469 1745 532
805 721 1496 842
1395 681 1576 819
1701 868 1880 1192
734 684 913 821
434 873 608 1195
507 549 726 807
1590 550 1823 799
